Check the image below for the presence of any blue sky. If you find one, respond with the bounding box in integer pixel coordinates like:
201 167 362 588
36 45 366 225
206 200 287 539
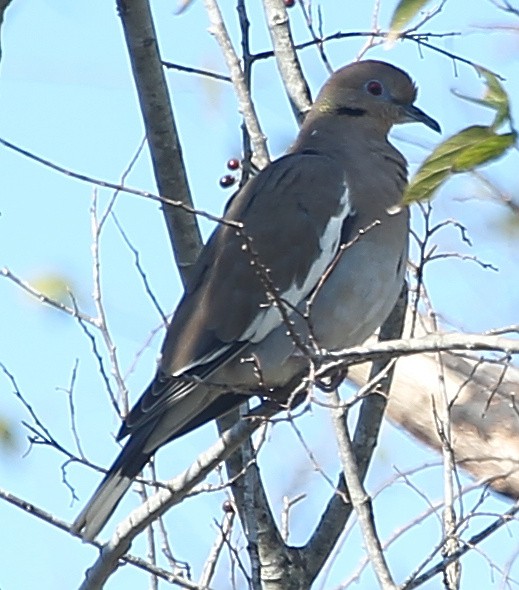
1 1 519 588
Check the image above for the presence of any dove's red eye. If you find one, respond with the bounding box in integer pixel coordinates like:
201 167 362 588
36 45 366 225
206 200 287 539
366 80 383 96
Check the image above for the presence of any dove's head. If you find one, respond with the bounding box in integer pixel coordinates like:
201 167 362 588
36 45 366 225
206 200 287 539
312 60 440 134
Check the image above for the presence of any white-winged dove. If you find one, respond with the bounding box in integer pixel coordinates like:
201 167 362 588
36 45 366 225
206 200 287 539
73 60 440 540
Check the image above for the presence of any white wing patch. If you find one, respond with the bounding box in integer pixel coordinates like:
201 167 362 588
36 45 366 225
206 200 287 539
173 184 351 375
172 343 234 377
244 185 351 344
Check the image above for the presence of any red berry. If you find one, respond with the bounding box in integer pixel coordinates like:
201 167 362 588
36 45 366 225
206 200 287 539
227 158 240 171
284 0 295 6
219 174 236 188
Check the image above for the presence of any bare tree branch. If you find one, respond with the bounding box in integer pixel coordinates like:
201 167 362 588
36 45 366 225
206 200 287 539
261 0 312 122
204 0 269 168
300 285 408 582
330 388 398 590
117 0 203 284
321 333 519 371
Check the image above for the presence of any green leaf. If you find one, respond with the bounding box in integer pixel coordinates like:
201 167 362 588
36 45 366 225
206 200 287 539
404 126 517 204
453 131 516 171
0 418 14 450
476 67 510 128
454 67 511 130
388 0 432 39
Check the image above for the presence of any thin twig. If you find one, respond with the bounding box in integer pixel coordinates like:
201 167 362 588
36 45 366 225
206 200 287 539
298 0 334 72
60 359 85 459
90 190 129 414
162 60 232 82
0 267 98 326
403 502 519 589
203 0 269 168
356 0 383 60
281 494 306 542
199 511 235 587
0 487 202 589
0 136 243 231
111 213 168 325
330 389 398 590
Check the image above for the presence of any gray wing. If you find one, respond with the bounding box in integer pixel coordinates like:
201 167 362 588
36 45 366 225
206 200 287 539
121 151 349 436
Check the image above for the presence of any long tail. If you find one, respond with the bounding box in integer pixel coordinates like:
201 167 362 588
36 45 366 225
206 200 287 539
71 422 155 541
72 390 252 540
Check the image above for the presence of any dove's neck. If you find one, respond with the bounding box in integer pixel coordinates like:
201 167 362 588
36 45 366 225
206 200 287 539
290 113 409 209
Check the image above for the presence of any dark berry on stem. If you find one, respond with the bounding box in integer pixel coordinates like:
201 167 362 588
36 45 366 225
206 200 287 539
222 500 234 513
219 174 236 188
227 158 240 170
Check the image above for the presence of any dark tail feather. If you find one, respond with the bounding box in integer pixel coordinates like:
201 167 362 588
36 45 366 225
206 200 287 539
72 393 251 540
171 392 249 440
71 423 155 541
